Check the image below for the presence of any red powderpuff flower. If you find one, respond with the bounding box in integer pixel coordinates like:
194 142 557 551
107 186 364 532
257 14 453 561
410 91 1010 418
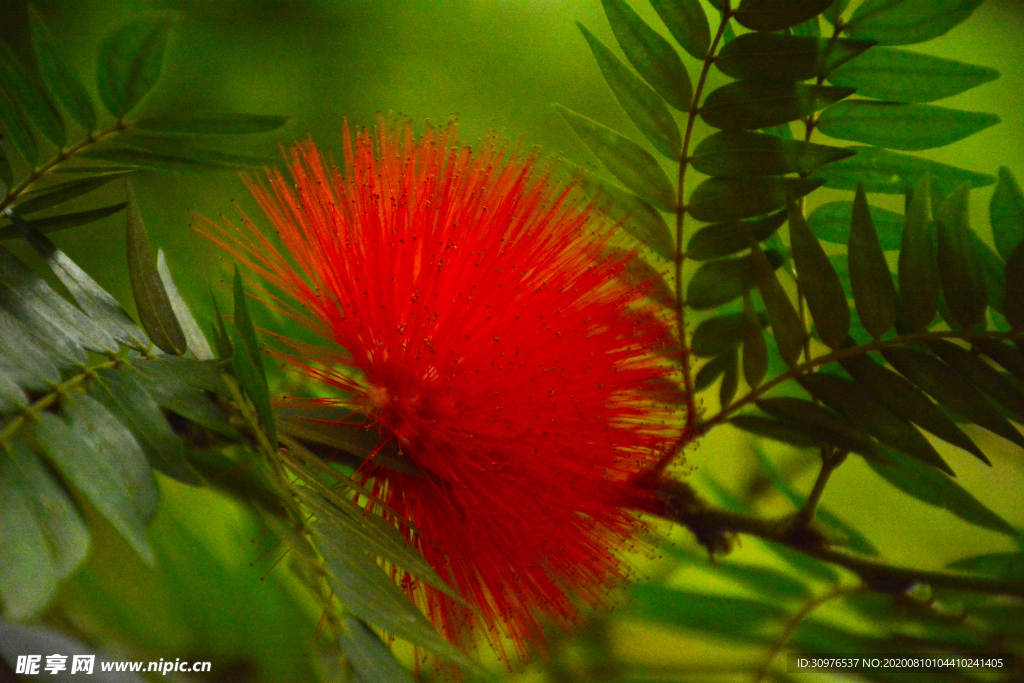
201 117 681 660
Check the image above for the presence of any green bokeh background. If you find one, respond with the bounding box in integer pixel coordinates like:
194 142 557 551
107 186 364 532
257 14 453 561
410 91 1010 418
2 1 1023 681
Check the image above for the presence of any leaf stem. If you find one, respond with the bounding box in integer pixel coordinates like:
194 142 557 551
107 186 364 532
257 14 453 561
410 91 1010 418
792 448 847 529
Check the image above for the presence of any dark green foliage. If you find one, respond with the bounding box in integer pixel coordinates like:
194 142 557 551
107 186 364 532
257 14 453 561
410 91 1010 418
701 81 853 131
789 200 849 349
687 210 787 260
96 17 173 119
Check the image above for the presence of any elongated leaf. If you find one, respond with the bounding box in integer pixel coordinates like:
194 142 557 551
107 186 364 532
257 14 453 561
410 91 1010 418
579 24 680 160
966 229 1006 314
741 291 768 386
134 357 239 439
824 0 851 25
730 414 818 449
601 0 692 110
340 617 416 683
80 143 274 172
990 167 1024 261
716 33 873 82
230 266 276 446
555 105 676 212
756 397 882 457
687 210 786 261
157 250 213 359
828 47 999 103
0 81 39 166
733 0 833 32
792 15 821 38
816 100 1000 151
33 397 158 563
27 6 95 130
692 312 743 357
928 339 1024 423
812 145 994 196
13 173 130 215
798 373 953 474
936 182 987 330
691 130 853 177
0 203 128 240
898 175 939 331
630 585 789 642
649 0 710 60
97 17 173 118
845 0 986 46
570 164 674 260
613 250 675 309
1006 241 1024 329
0 367 27 413
841 353 987 463
0 309 61 391
701 82 853 131
688 176 822 223
808 201 902 249
694 349 735 391
91 366 200 485
849 184 897 337
866 448 1016 537
973 339 1024 385
9 209 147 348
947 552 1024 581
126 183 186 354
750 242 803 365
686 249 785 310
132 112 288 135
882 345 1024 450
789 201 849 348
314 521 472 667
0 40 65 147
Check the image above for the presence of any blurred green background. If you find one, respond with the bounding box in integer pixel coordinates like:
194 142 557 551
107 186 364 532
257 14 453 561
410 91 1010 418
2 1 1023 681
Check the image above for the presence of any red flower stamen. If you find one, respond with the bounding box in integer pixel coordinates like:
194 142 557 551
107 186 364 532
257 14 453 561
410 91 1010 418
199 115 683 663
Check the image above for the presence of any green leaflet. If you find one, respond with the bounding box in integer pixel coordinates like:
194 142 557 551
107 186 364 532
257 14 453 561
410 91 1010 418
694 349 736 391
555 105 676 212
865 448 1016 538
947 552 1024 581
80 142 275 172
973 339 1024 386
570 164 675 260
0 368 27 413
845 0 986 46
649 0 710 60
990 167 1024 261
730 414 818 449
1006 241 1024 329
716 33 873 82
0 203 129 240
686 249 785 310
824 0 851 25
97 17 174 118
690 130 853 177
848 184 897 338
797 373 953 474
133 357 240 440
828 46 999 103
32 395 159 564
600 0 692 110
14 172 131 216
841 353 987 463
126 182 187 355
732 0 833 32
132 113 289 136
750 242 803 366
812 146 995 196
0 39 65 147
610 249 676 309
10 210 147 348
578 23 681 160
807 200 903 249
688 176 823 223
630 584 789 643
687 210 787 261
898 175 939 331
935 183 987 330
789 201 849 349
230 266 276 447
692 311 749 357
27 6 96 131
742 291 768 386
756 397 882 458
314 520 473 668
0 77 40 166
881 345 1024 452
791 15 822 38
0 309 61 391
816 100 1000 151
339 617 417 683
927 339 1024 423
701 82 853 131
157 250 214 360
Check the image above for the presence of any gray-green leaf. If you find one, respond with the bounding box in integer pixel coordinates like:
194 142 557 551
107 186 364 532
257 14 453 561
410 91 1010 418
0 39 65 147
